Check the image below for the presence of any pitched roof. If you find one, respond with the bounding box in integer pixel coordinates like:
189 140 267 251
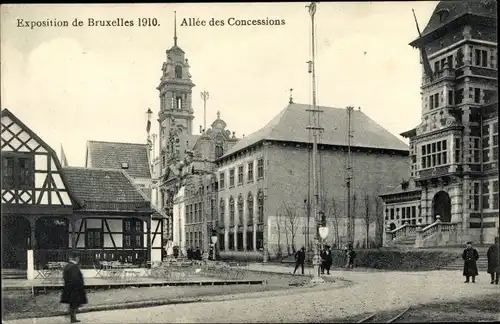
62 167 150 210
221 103 408 159
86 140 151 179
411 0 497 46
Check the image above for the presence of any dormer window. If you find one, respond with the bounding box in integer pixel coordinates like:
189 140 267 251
121 162 129 169
437 9 449 23
175 65 182 79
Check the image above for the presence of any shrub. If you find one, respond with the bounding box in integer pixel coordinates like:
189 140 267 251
330 249 458 271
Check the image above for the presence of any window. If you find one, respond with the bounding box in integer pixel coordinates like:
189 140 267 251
175 65 182 79
194 203 198 223
257 158 264 179
229 169 235 187
257 190 264 223
455 88 464 104
390 208 395 220
491 122 498 163
176 96 182 110
237 194 244 225
86 229 102 249
429 93 439 109
219 172 225 190
483 124 490 163
215 144 224 159
446 55 453 69
448 90 453 105
420 140 448 169
229 196 235 227
483 182 490 209
411 206 416 219
198 202 203 222
123 219 143 248
470 138 481 163
484 90 498 104
474 88 481 104
474 49 488 67
454 138 461 163
210 199 215 221
185 204 189 224
470 182 480 211
434 61 440 73
237 165 244 185
493 180 499 210
247 161 254 182
247 192 254 225
219 198 225 224
456 48 464 67
2 155 34 190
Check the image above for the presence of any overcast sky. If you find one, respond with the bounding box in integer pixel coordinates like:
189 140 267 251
1 2 438 167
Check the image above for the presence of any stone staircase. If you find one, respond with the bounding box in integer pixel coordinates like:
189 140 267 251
394 234 417 248
2 269 27 279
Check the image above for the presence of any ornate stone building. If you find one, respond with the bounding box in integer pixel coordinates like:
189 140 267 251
150 24 238 255
381 0 498 247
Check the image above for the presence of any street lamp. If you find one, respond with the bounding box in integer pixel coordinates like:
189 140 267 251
211 233 218 260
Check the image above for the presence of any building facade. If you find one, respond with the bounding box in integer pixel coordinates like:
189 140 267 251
1 109 162 278
381 0 498 247
216 103 411 259
151 28 238 256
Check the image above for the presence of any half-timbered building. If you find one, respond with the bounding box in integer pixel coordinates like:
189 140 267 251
1 109 162 277
1 108 79 270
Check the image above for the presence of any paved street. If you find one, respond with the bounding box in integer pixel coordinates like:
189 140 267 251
5 264 500 323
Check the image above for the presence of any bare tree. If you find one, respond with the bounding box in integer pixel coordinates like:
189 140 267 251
282 202 300 253
374 193 384 247
275 208 284 259
363 192 371 249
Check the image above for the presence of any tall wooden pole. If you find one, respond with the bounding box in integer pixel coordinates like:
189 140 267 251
200 90 210 133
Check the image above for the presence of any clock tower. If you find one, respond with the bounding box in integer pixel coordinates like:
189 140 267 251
157 11 196 167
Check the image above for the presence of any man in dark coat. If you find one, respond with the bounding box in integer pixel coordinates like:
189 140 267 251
320 247 327 275
487 237 500 284
462 241 479 283
293 247 306 275
323 245 333 275
60 251 87 323
347 244 356 269
194 247 202 261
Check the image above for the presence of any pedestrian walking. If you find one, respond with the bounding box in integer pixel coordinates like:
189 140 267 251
346 244 356 269
187 247 193 260
195 247 202 260
323 245 333 275
462 241 479 283
293 247 306 275
60 251 87 323
487 237 500 284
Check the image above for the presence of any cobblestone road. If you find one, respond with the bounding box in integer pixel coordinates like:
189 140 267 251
5 265 500 323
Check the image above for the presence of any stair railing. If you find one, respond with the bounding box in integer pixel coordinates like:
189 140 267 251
385 222 418 243
415 215 459 247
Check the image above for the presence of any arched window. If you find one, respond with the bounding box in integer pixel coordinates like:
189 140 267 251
219 198 225 224
229 196 235 227
237 194 244 225
175 65 182 79
257 189 264 223
247 192 254 225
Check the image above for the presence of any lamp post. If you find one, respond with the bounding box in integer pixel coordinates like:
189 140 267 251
200 90 210 133
211 233 218 260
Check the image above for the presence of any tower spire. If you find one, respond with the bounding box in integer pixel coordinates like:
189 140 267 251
174 11 178 46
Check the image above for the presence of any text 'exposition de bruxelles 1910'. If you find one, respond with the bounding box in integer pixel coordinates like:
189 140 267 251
16 17 287 30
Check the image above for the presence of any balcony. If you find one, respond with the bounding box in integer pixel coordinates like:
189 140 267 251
417 165 451 180
422 68 456 87
469 66 498 79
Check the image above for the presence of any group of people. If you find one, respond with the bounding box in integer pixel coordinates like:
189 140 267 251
292 244 357 275
186 247 202 261
463 238 500 284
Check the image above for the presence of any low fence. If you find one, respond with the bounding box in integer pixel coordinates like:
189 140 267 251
34 249 148 270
